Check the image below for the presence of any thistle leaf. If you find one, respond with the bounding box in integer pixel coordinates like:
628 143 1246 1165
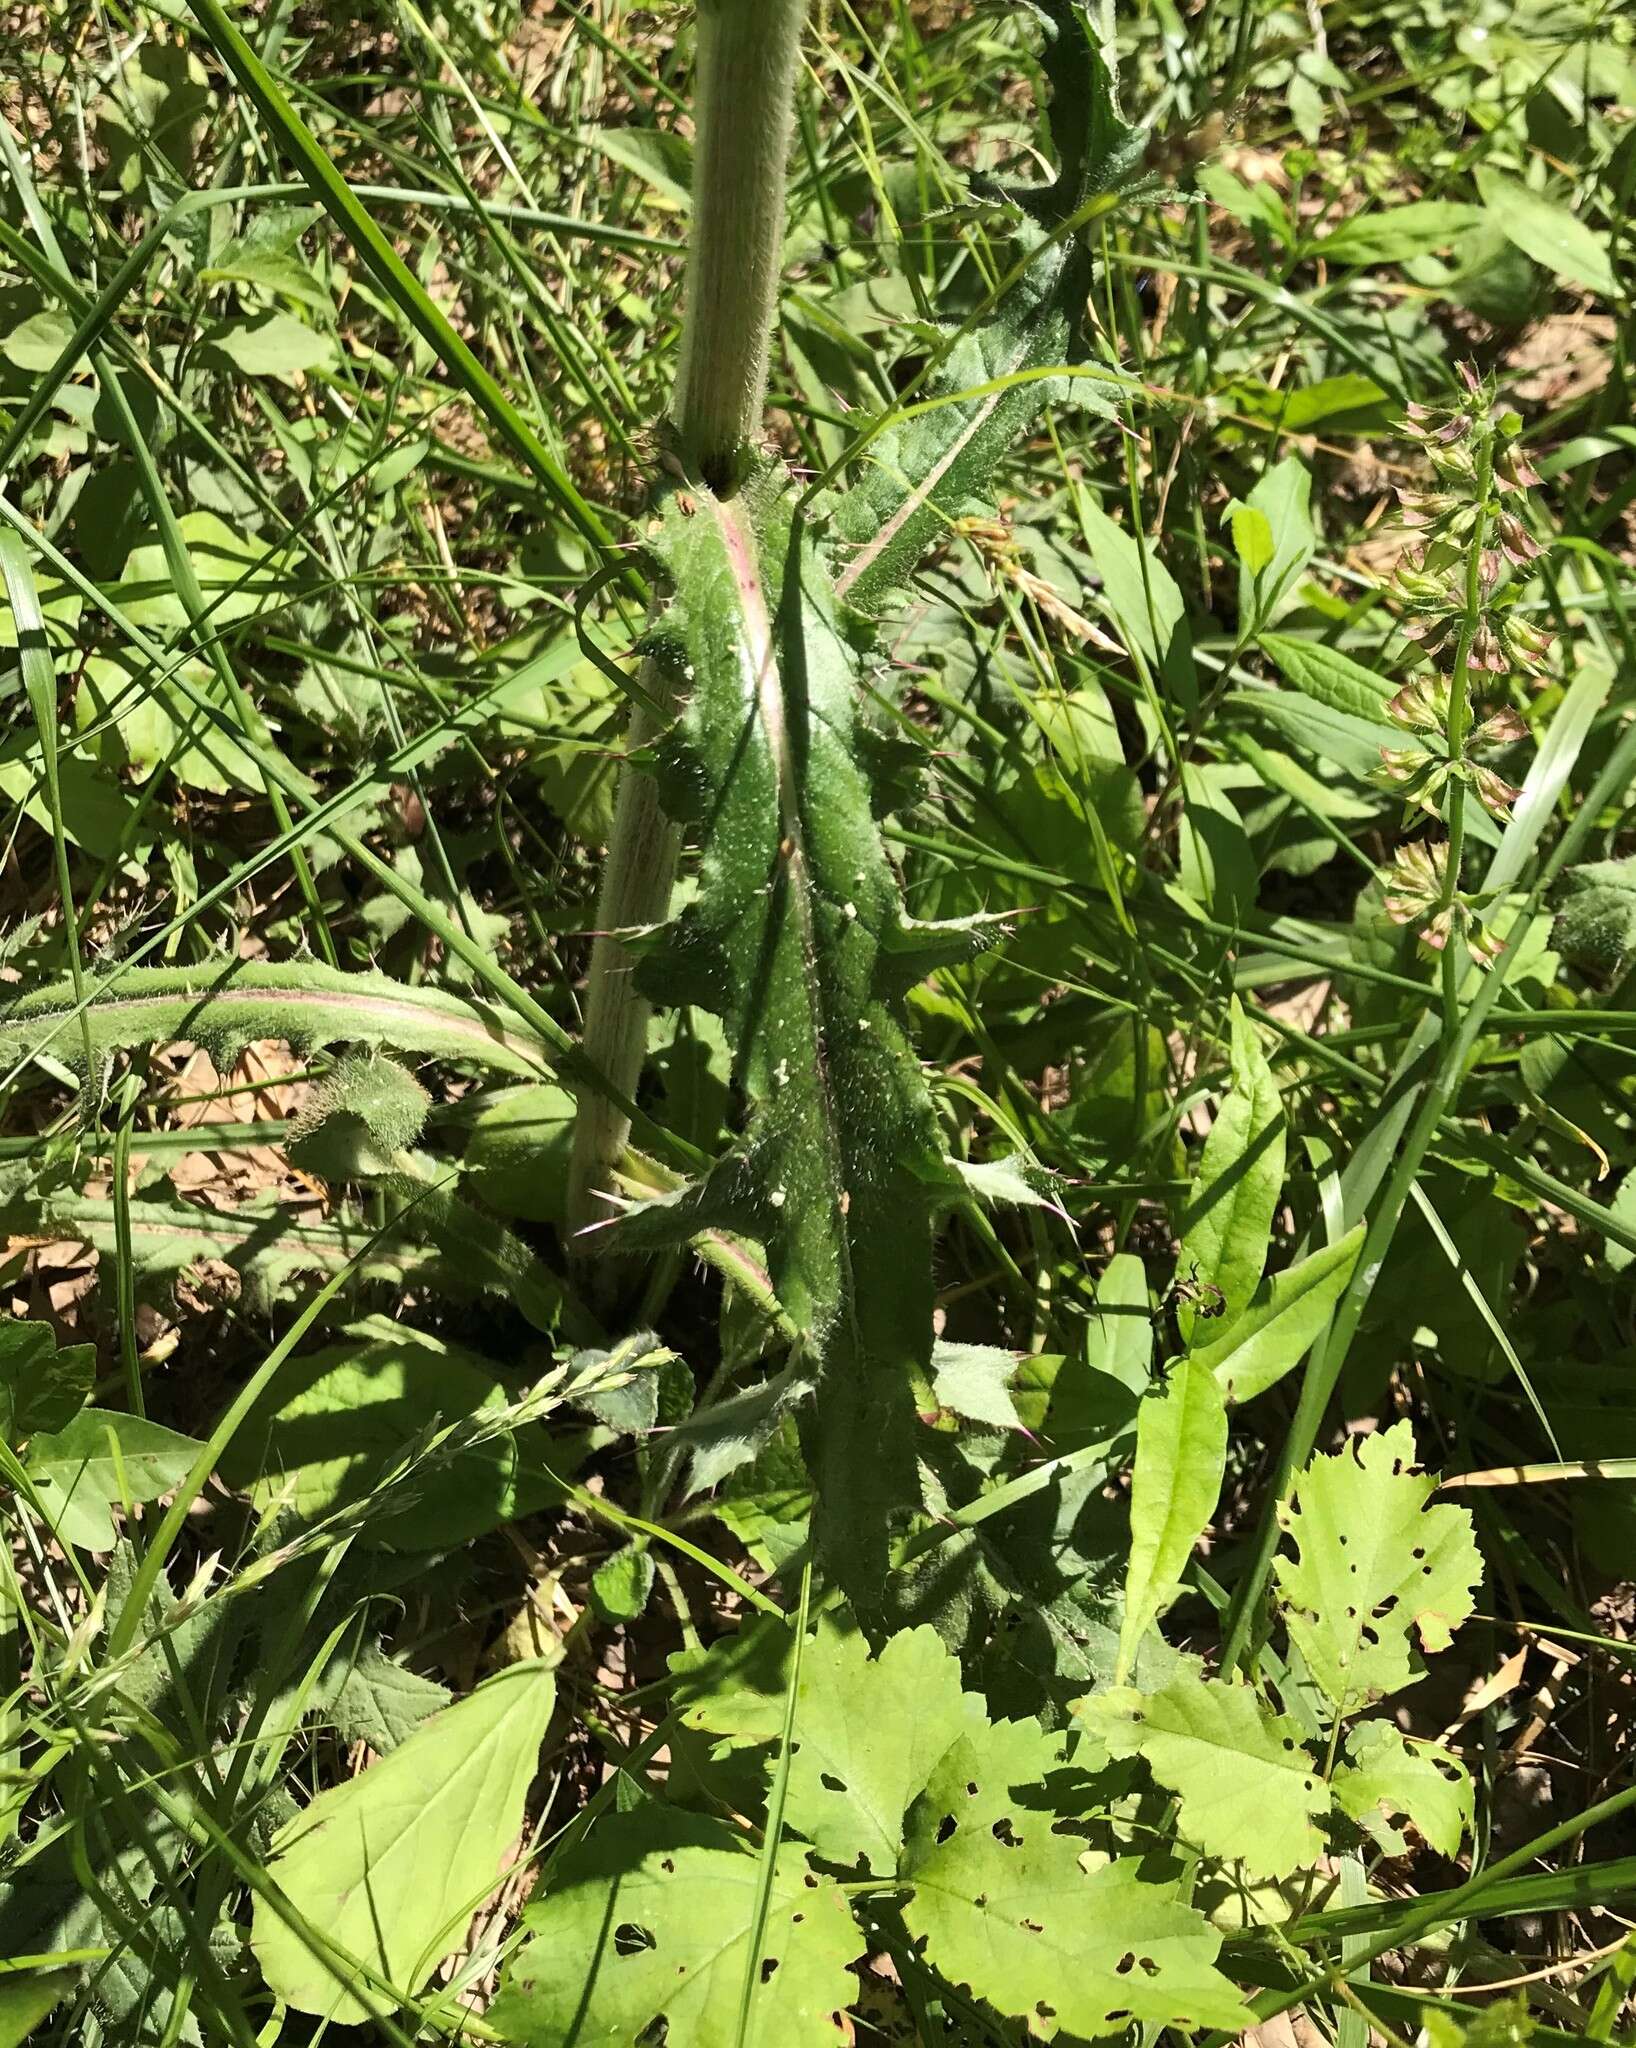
609 475 970 1604
1274 1421 1482 1713
830 2 1142 619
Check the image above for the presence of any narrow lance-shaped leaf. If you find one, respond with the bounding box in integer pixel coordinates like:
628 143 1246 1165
1117 1359 1227 1680
0 962 554 1081
608 475 989 1606
1177 998 1285 1347
831 1 1143 618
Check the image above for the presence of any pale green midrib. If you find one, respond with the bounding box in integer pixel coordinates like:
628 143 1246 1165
712 495 858 1339
1 978 549 1069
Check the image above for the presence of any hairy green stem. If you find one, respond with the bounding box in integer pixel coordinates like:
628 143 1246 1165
568 0 809 1256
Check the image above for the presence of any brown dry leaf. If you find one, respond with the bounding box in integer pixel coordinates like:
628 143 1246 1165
1508 313 1615 407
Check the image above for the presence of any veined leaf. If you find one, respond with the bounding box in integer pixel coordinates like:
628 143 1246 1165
1191 1223 1365 1404
609 474 985 1604
491 1809 859 2048
1333 1718 1472 1857
1275 1420 1482 1713
0 962 553 1080
1178 999 1285 1346
1314 199 1483 266
1084 1667 1329 1880
683 1618 984 1875
1228 457 1314 635
1475 168 1617 298
1259 632 1396 726
900 1714 1249 2038
831 2 1142 616
254 1661 555 2021
1117 1360 1227 1679
25 1410 203 1551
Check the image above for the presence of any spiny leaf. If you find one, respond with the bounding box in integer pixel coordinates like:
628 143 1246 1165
1555 857 1636 976
287 1052 431 1180
0 963 553 1082
1333 1718 1472 1857
491 1809 859 2048
608 474 976 1606
899 1713 1248 2039
253 1661 555 2022
1275 1421 1482 1713
830 1 1141 618
1083 1667 1329 1881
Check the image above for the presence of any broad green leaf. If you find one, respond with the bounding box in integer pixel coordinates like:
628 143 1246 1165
1279 374 1389 429
1178 999 1285 1346
1259 631 1395 726
491 1810 860 2048
1191 1223 1365 1404
0 1317 93 1445
287 1052 429 1180
1080 499 1193 693
1555 857 1636 975
1315 200 1483 266
685 1619 983 1876
1046 1251 1147 1450
1229 457 1314 634
254 1661 555 2021
0 1971 75 2047
463 1082 577 1224
204 310 336 378
1117 1360 1227 1679
1333 1718 1471 1857
587 125 693 207
1275 1420 1482 1712
1475 169 1617 298
1 310 78 374
831 8 1140 615
590 1543 656 1623
219 1320 556 1547
116 511 291 632
1083 1667 1328 1880
1179 763 1256 926
26 1411 203 1551
900 1715 1248 2038
609 473 989 1605
322 1639 450 1754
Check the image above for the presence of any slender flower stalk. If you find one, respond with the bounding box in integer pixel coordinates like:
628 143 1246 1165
567 0 810 1257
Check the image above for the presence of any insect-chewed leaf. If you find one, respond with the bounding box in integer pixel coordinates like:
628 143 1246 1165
1333 1718 1472 1857
900 1714 1248 2039
1082 1667 1329 1881
830 1 1142 619
490 1808 859 2048
682 1617 986 1876
608 471 976 1606
1274 1420 1482 1712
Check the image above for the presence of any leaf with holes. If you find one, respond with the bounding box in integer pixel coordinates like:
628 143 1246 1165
1080 1667 1329 1881
1333 1718 1472 1857
1275 1421 1482 1713
900 1714 1249 2038
684 1618 984 1876
490 1809 859 2048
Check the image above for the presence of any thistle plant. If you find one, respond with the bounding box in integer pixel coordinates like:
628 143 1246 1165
562 3 1142 1606
1378 367 1548 973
